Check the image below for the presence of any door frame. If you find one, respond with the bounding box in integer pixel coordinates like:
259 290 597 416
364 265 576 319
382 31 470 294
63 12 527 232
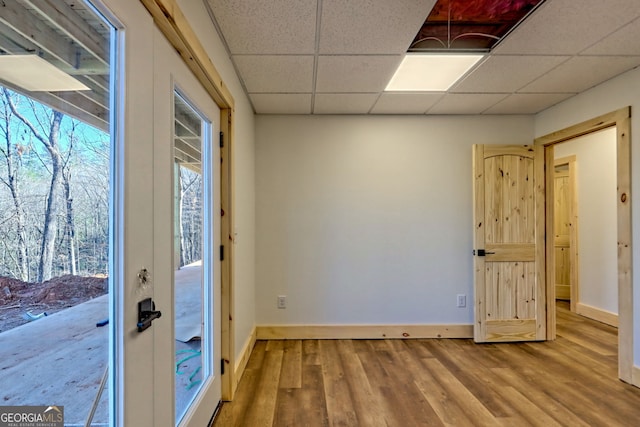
139 0 238 400
535 106 632 383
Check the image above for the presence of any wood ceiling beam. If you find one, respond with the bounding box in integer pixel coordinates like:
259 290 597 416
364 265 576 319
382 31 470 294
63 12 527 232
58 58 109 76
175 108 201 137
0 16 108 76
50 90 108 127
0 32 32 54
0 0 77 68
0 80 107 132
174 138 201 162
19 0 109 67
0 1 110 132
69 81 108 112
0 22 38 54
74 74 109 96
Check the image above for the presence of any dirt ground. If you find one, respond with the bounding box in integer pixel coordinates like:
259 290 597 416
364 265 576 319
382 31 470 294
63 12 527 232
0 275 107 333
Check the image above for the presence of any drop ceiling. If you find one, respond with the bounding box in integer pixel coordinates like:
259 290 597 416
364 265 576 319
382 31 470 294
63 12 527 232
205 0 640 115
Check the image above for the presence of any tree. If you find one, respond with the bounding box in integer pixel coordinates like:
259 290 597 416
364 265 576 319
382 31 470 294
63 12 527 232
60 121 78 275
4 89 65 282
0 87 110 282
178 165 202 267
74 131 110 275
0 89 28 281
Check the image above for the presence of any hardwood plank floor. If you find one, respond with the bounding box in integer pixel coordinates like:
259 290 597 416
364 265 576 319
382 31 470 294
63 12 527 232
213 302 640 426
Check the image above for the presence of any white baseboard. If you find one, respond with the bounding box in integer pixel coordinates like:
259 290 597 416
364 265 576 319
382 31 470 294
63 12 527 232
233 326 256 394
256 324 473 340
576 302 618 327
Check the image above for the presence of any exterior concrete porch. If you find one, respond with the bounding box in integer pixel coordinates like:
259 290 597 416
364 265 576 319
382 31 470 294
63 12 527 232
0 263 203 426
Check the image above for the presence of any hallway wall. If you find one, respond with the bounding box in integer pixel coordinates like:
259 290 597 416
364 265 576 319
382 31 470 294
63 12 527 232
555 127 618 316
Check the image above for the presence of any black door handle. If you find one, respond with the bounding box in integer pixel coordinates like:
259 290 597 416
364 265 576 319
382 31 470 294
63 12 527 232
137 298 162 332
473 249 496 256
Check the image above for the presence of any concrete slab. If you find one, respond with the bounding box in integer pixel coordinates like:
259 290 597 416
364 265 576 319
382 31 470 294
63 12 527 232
0 295 109 425
174 262 205 422
0 263 204 426
175 263 203 343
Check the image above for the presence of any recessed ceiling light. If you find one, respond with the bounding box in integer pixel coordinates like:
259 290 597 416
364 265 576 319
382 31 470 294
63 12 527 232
385 53 484 92
0 55 89 92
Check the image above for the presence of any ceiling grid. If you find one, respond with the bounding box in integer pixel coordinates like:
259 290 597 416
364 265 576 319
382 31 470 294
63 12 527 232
207 0 640 115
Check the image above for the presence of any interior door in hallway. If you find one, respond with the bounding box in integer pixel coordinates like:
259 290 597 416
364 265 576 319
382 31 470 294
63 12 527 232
473 145 546 342
553 161 575 300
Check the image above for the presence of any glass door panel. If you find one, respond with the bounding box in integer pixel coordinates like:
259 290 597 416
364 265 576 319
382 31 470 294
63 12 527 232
173 91 213 424
154 22 221 427
0 1 115 425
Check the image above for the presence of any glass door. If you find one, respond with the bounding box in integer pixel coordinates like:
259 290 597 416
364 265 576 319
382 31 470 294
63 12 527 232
153 26 222 427
0 1 117 425
173 90 215 423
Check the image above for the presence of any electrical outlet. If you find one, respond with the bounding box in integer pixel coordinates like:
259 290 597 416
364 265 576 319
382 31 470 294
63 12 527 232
277 295 286 309
456 294 466 308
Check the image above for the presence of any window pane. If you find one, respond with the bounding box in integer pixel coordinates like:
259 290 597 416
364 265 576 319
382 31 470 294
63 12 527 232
173 91 211 424
0 1 114 425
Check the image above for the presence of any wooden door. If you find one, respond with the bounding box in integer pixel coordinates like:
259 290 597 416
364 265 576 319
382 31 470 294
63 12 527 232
554 167 571 300
473 145 546 342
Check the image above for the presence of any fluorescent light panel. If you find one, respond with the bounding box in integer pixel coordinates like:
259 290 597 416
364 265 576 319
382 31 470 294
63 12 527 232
385 53 484 92
0 55 89 92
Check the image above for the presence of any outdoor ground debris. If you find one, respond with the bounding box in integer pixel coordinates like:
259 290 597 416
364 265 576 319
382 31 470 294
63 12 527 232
0 275 107 332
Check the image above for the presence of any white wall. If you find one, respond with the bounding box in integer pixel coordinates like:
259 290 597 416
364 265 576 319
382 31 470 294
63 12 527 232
555 128 618 314
535 66 640 366
256 115 533 325
179 0 256 360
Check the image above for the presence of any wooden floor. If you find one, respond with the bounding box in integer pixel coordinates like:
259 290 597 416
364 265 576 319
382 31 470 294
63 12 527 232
213 302 640 426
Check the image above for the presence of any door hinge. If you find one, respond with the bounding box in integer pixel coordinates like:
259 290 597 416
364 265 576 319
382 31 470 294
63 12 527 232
221 358 225 375
220 131 224 148
220 245 224 261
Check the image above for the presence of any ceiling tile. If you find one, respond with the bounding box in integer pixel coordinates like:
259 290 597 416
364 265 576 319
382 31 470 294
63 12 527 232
428 94 508 115
484 93 574 114
520 56 640 93
250 94 312 114
234 55 314 93
208 0 317 54
370 93 443 114
314 94 379 114
319 0 436 54
316 56 401 93
452 55 570 93
209 0 640 115
494 0 640 55
582 17 640 56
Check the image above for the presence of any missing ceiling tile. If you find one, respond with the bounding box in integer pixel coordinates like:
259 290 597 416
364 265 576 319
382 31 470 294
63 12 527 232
410 0 546 51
